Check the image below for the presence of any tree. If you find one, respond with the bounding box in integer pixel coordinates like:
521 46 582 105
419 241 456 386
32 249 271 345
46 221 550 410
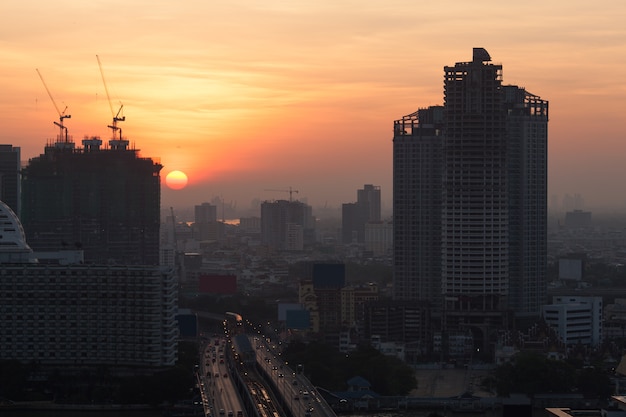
495 352 577 396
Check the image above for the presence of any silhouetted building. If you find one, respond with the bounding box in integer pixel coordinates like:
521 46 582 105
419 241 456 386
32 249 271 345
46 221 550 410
260 199 315 251
392 48 548 351
195 202 217 223
21 137 162 265
364 220 393 257
0 200 178 369
443 48 548 333
358 184 381 222
342 184 381 244
0 144 20 216
564 209 592 229
193 202 219 241
341 202 366 244
393 106 444 309
364 300 432 351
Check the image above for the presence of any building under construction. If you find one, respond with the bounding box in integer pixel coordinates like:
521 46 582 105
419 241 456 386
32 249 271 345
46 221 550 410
21 136 162 265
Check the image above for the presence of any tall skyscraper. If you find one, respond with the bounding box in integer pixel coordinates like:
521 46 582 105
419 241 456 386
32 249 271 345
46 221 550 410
21 137 162 265
502 85 548 318
393 48 548 348
393 107 443 308
0 144 20 216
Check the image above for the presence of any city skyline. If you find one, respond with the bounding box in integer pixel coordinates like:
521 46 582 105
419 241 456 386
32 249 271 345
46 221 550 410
1 1 625 211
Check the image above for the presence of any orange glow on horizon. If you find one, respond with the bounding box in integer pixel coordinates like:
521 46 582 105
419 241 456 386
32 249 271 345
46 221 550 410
2 1 626 210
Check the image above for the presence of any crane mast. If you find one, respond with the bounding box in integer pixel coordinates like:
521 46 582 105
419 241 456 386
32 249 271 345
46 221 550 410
36 68 71 143
264 187 299 202
96 55 125 140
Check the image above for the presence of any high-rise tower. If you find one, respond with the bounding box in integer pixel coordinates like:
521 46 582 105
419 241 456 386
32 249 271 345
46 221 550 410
441 48 510 331
0 144 21 216
21 137 162 265
392 48 548 349
393 107 444 307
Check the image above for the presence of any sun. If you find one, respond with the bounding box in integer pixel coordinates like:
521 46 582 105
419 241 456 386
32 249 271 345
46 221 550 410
165 170 188 190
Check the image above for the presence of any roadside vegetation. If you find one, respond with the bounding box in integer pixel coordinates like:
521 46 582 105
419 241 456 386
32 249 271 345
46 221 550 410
282 340 417 395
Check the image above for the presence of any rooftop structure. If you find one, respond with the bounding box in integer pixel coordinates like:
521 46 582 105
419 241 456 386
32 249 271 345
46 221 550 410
21 136 162 265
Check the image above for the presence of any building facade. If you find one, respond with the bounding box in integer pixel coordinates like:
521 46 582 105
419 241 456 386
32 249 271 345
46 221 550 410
342 184 382 244
260 199 315 251
542 295 602 347
0 144 20 216
21 137 162 265
392 48 548 352
0 200 178 369
357 184 381 222
392 106 444 308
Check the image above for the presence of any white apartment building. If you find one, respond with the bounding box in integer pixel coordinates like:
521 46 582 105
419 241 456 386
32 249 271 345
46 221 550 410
542 295 602 347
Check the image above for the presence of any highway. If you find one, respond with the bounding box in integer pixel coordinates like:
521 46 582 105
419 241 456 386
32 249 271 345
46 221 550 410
196 317 337 417
248 329 336 417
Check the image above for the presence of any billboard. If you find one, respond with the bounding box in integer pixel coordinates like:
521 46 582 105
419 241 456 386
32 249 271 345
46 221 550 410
198 274 237 294
286 309 311 330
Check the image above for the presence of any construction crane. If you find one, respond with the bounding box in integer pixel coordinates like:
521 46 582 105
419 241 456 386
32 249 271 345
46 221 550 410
264 187 299 202
36 68 71 142
96 55 125 140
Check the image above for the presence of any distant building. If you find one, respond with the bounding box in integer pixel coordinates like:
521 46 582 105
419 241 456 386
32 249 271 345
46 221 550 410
564 209 592 229
364 300 432 358
195 202 217 223
260 199 315 251
542 295 603 347
0 200 178 369
359 184 381 222
363 221 392 257
341 202 365 244
341 184 381 244
21 136 162 265
239 216 261 235
558 254 586 281
0 144 20 216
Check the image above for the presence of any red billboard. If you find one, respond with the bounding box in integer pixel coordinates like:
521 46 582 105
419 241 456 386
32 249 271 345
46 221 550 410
198 274 237 294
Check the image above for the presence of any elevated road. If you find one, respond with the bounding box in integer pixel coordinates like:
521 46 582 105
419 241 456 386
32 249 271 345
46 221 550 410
196 312 336 417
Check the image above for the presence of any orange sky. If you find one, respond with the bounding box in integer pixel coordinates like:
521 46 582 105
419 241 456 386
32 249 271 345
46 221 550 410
2 0 626 215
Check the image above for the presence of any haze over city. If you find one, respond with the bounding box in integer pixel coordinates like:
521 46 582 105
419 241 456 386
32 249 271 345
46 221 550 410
1 0 625 212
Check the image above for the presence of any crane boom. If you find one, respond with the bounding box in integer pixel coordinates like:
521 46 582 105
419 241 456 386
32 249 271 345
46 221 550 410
96 55 125 140
36 68 71 142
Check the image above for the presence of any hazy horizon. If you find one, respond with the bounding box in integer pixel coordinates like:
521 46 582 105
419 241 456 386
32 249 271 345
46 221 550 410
3 1 626 212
